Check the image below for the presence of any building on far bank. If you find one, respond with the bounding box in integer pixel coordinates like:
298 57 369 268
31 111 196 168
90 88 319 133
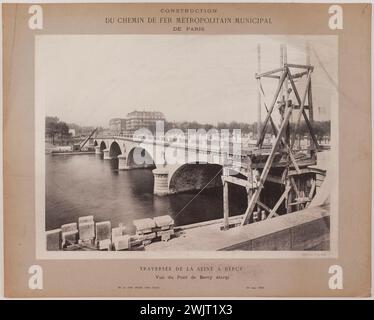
109 118 127 135
125 110 165 133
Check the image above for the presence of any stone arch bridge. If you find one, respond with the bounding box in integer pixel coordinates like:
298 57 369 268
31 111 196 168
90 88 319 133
93 135 245 196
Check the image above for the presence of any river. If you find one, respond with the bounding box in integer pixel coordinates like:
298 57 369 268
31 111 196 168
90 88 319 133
45 154 248 233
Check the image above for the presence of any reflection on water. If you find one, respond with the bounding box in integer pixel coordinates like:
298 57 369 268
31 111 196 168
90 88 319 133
46 154 247 233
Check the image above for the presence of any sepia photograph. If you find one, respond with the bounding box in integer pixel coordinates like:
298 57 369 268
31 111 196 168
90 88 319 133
36 35 338 254
2 1 371 298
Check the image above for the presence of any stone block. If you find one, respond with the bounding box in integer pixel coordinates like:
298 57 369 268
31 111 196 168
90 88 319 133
142 240 152 246
95 221 111 242
46 228 62 251
129 238 142 248
156 229 174 237
133 218 156 233
79 221 95 241
103 149 112 160
62 230 78 246
98 239 112 251
152 168 170 196
61 222 77 233
78 215 94 226
78 238 94 246
138 232 156 241
113 235 130 251
154 215 174 230
111 226 126 241
161 233 171 242
136 229 153 235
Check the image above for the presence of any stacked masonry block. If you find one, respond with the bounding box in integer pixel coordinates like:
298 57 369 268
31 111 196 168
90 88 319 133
153 215 175 242
61 223 78 248
133 218 157 246
112 224 129 251
46 229 62 250
78 216 95 245
95 221 112 250
46 214 176 251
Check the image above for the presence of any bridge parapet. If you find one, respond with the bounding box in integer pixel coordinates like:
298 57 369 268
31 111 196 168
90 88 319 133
93 135 255 196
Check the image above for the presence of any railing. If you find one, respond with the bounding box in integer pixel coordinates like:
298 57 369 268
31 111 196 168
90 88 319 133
93 134 328 164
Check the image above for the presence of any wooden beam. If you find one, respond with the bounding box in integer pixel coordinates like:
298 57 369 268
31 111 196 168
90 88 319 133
295 70 312 130
308 179 316 199
291 71 309 79
305 179 316 208
258 79 300 174
257 44 262 141
241 104 293 226
223 181 229 230
285 63 314 70
308 79 314 150
291 69 312 148
267 185 291 219
222 175 252 188
293 105 310 110
257 71 288 147
290 177 300 195
266 174 283 184
255 67 285 79
262 74 280 79
257 80 283 141
256 200 271 212
301 109 320 151
287 69 320 151
251 158 317 170
287 147 301 174
308 80 314 122
289 198 310 206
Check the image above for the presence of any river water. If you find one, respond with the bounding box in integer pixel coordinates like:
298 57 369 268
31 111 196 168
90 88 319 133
45 154 248 232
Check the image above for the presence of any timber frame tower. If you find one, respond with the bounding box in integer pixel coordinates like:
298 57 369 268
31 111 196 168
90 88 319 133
221 45 323 229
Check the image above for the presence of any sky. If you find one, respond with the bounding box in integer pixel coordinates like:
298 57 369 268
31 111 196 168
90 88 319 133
36 34 337 127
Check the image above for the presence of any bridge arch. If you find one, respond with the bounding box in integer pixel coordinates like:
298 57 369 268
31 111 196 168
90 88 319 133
99 141 107 151
93 140 98 147
109 141 122 159
168 163 223 194
127 146 156 169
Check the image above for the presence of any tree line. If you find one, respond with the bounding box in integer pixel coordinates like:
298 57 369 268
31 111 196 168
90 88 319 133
46 116 330 145
45 116 100 145
163 120 330 141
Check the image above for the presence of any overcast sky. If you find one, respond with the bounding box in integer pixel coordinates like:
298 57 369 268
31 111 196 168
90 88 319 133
36 35 337 127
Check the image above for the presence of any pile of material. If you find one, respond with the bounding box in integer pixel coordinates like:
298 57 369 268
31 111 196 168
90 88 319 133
78 216 95 245
96 221 112 250
133 215 174 246
61 223 78 247
153 215 175 242
111 224 130 251
133 218 157 246
46 214 175 251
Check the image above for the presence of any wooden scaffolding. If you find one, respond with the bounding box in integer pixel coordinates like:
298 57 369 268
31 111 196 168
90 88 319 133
221 57 321 229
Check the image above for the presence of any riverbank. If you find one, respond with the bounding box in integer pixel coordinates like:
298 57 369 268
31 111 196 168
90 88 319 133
50 151 95 155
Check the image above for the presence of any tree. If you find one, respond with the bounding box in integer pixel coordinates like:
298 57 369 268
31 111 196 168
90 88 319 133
45 116 70 145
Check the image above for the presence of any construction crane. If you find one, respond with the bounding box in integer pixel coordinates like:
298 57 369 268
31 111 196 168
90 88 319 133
73 128 98 151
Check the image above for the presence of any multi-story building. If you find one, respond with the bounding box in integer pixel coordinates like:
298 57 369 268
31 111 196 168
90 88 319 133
125 111 165 132
109 118 126 135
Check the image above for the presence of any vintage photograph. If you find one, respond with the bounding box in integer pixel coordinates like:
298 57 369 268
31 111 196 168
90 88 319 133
3 2 371 298
36 35 337 253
